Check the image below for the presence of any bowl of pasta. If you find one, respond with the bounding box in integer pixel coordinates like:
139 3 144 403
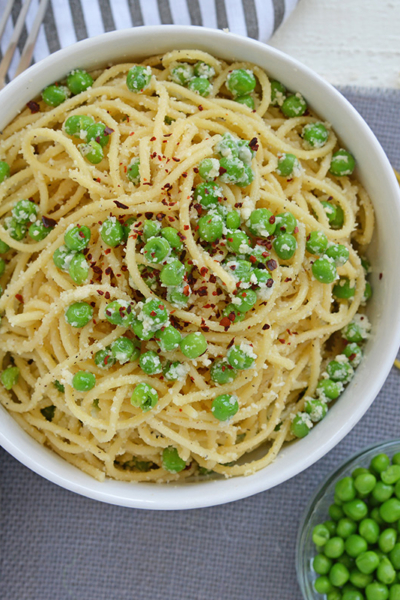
0 25 399 510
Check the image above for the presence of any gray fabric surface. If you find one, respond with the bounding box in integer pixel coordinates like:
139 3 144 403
1 87 400 600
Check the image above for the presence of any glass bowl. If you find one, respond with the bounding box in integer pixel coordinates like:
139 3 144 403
296 439 400 599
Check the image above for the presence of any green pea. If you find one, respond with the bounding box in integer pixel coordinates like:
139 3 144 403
6 218 27 240
330 563 350 587
143 237 171 263
372 482 394 503
68 252 89 285
276 152 300 177
163 361 188 382
226 210 241 230
290 413 311 438
389 544 400 570
42 84 70 106
363 281 372 303
94 348 116 369
131 319 154 341
312 257 337 283
66 69 93 95
104 300 132 327
325 537 345 559
156 324 182 352
210 359 237 385
370 507 385 525
313 553 332 575
327 591 342 600
329 504 345 521
306 230 328 254
345 535 368 558
342 589 364 600
130 382 158 412
350 569 373 589
314 576 334 594
198 158 220 181
313 523 330 545
353 468 370 478
110 337 136 363
389 584 400 600
140 298 169 331
338 555 356 570
65 302 93 327
126 65 152 93
317 378 342 401
395 480 400 501
273 233 297 260
215 133 239 159
343 500 368 521
247 208 276 237
275 212 297 235
321 200 338 224
370 453 391 473
325 520 337 537
41 405 56 421
211 394 239 421
235 94 255 109
86 122 112 148
330 149 356 177
355 474 377 495
336 477 357 502
194 181 223 208
100 217 124 248
227 344 255 370
0 239 10 253
53 246 74 271
160 259 185 286
377 558 396 585
342 318 370 344
79 140 104 164
64 225 91 251
226 230 251 254
382 466 400 485
139 350 162 375
226 69 256 97
326 244 350 266
302 122 329 148
219 157 254 187
337 518 357 538
188 77 212 97
305 398 328 422
194 61 215 79
356 551 380 575
142 219 161 241
0 160 10 183
359 519 380 545
334 277 356 299
381 499 400 524
64 114 94 137
72 371 96 392
12 199 38 224
161 227 183 250
379 529 398 554
270 80 287 106
162 446 186 473
234 289 257 314
127 158 140 185
253 268 273 288
327 359 354 383
180 332 207 359
198 213 223 242
1 366 19 390
28 220 54 241
170 63 194 85
366 583 389 600
0 257 5 276
167 286 190 309
281 93 307 117
331 205 345 229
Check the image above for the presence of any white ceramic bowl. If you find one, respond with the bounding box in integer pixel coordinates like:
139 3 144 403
1 26 399 510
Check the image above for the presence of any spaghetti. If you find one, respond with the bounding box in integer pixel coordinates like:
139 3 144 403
0 49 374 482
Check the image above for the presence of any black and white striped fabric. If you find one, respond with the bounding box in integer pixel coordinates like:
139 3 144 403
0 0 299 80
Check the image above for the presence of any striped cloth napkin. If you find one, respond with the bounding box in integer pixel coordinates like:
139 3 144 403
0 0 299 80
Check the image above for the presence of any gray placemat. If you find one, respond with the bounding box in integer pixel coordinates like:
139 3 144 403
1 87 400 600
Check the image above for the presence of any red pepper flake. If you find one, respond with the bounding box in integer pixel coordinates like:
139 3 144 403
177 231 186 241
145 212 153 219
249 137 259 151
92 265 102 274
379 273 383 280
15 294 23 303
143 182 152 185
262 324 270 330
197 286 208 297
227 338 235 349
267 259 277 271
156 213 165 222
150 310 157 317
184 225 190 231
97 290 104 296
294 226 299 234
219 166 227 176
121 265 128 272
105 291 111 299
150 136 156 142
104 248 111 255
27 100 40 113
90 301 96 308
227 311 236 323
182 172 187 178
114 200 128 209
209 274 217 284
158 304 165 310
42 215 57 228
172 157 180 162
105 267 113 275
104 126 114 136
219 317 231 330
198 105 204 111
349 353 357 362
266 279 274 288
278 338 285 344
193 167 199 173
285 277 292 282
249 255 257 264
168 216 175 222
200 267 208 277
269 215 275 224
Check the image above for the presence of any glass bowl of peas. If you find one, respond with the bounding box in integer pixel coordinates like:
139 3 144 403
297 439 400 600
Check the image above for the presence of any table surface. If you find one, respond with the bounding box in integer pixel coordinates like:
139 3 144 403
270 0 400 88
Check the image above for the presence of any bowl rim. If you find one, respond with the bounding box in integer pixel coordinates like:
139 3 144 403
295 439 400 599
1 25 400 510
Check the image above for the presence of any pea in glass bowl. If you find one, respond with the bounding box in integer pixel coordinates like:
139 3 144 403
296 439 400 599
